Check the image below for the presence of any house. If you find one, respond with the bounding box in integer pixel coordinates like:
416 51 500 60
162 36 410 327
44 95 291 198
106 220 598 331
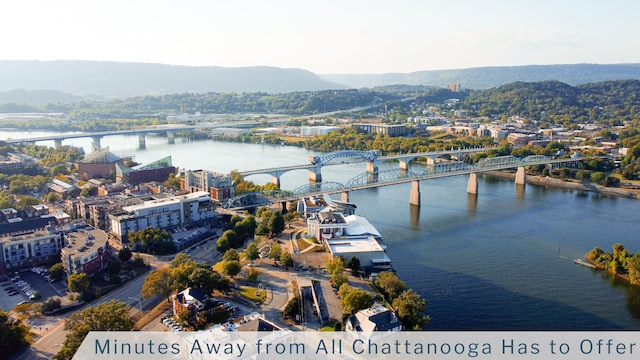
172 287 208 316
345 304 402 339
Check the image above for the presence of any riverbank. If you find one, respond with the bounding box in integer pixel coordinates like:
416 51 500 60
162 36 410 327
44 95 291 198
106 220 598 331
483 170 640 199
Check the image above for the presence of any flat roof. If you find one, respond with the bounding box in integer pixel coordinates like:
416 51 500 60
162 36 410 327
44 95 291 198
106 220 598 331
62 228 108 256
122 191 210 213
327 235 386 254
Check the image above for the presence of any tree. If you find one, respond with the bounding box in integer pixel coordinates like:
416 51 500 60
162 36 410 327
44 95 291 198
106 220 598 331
375 271 408 301
67 273 90 294
280 252 294 267
218 229 239 250
46 192 60 203
0 310 31 358
188 267 219 295
118 247 132 262
223 249 240 262
163 173 181 190
216 237 230 252
246 267 260 282
347 256 361 274
267 211 285 237
141 268 173 302
53 300 134 360
41 297 62 313
244 242 259 260
128 227 174 255
326 257 347 286
338 284 374 314
222 260 241 277
392 289 431 330
268 243 282 263
49 263 64 282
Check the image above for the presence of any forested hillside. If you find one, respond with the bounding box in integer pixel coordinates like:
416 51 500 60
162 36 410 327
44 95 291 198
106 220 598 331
461 80 640 125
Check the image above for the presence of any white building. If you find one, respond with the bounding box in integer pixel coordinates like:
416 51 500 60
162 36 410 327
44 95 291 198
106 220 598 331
307 211 392 271
345 304 403 339
108 191 216 244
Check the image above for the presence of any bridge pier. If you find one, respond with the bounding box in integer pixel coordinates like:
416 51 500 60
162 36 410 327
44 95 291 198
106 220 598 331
138 134 146 149
308 167 322 183
341 191 349 202
271 176 281 188
467 172 478 194
90 136 102 151
167 130 175 144
515 166 526 186
54 139 63 149
366 161 378 173
410 180 421 206
425 157 436 165
398 160 408 171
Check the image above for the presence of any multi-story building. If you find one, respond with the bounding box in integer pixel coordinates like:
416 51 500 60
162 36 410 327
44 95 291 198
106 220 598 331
115 156 176 185
108 191 217 245
60 225 110 275
77 147 125 179
352 123 408 137
181 169 234 202
0 206 65 274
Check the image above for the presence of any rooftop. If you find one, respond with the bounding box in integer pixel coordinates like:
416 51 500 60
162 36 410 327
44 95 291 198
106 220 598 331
61 227 108 255
80 147 121 164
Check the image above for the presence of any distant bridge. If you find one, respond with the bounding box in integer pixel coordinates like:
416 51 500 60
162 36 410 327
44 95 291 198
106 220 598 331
224 153 584 208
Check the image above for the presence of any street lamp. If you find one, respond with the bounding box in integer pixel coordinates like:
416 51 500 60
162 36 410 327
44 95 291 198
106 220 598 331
129 296 143 317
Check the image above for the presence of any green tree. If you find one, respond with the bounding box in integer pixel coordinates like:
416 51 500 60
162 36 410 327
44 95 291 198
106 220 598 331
41 297 62 313
0 310 31 358
326 257 347 286
163 173 181 190
49 263 65 282
141 268 174 303
53 300 134 360
188 267 219 295
218 229 239 249
46 192 60 203
392 289 431 330
374 271 408 301
223 249 240 262
268 243 282 263
246 267 260 282
67 272 90 293
222 260 241 277
267 211 285 237
346 256 361 274
118 247 132 262
216 237 230 252
338 283 374 314
128 226 174 255
280 252 294 267
244 242 259 260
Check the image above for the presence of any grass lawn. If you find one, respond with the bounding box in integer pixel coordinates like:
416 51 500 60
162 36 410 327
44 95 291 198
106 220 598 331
238 286 267 303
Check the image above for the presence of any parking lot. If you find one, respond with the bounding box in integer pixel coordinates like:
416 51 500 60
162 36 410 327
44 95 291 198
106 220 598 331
0 276 26 310
0 268 67 311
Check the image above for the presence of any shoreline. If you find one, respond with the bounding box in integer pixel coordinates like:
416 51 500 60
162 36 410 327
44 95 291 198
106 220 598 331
482 170 640 199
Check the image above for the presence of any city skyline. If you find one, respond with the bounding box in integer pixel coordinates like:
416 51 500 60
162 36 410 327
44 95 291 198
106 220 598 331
1 0 639 74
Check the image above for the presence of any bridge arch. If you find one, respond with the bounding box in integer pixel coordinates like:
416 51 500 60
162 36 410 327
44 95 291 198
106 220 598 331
474 155 522 170
310 150 379 166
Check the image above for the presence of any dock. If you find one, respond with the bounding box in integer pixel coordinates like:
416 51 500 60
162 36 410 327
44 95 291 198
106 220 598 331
574 258 598 269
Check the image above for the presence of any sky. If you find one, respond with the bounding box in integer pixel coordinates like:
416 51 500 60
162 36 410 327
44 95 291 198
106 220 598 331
1 0 639 74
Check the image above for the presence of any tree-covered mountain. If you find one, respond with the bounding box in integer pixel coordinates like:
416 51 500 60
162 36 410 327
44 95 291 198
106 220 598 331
321 64 640 90
0 60 345 98
460 79 640 125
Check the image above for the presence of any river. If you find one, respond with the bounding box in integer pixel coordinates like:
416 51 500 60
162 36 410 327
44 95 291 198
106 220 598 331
2 131 640 330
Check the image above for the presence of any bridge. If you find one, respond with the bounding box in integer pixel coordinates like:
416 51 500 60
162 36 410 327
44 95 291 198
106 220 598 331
238 147 497 186
225 152 584 208
2 122 259 151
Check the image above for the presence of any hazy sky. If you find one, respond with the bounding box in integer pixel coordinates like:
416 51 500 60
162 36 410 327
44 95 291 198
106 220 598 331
1 0 638 74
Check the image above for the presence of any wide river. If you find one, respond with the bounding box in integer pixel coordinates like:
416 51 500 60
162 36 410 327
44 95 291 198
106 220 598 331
3 131 640 330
